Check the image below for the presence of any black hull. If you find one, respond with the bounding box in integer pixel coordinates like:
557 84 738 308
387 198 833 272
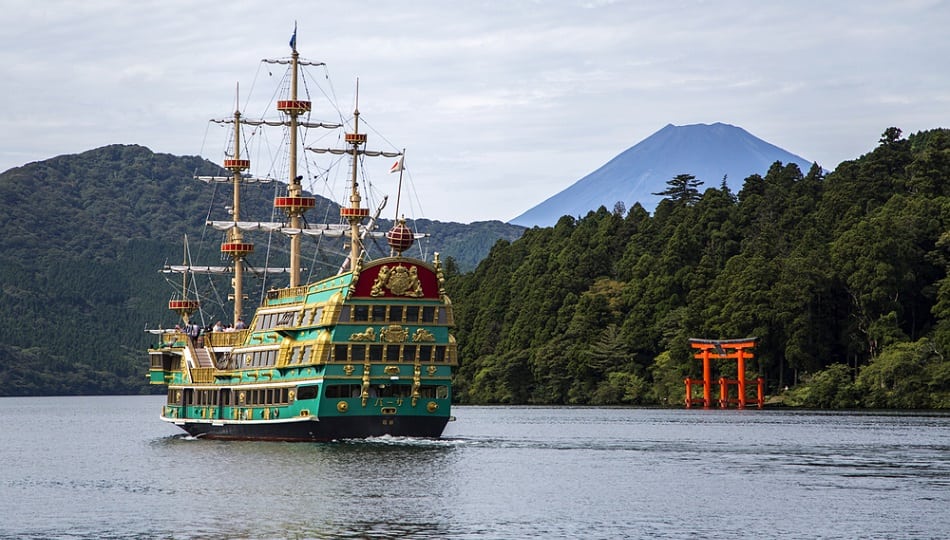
177 415 449 442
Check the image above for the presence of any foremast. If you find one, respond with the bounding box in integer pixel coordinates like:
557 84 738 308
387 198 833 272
220 94 253 325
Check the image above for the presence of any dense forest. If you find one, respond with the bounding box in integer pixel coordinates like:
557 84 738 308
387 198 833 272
0 145 522 395
3 131 949 408
448 127 950 408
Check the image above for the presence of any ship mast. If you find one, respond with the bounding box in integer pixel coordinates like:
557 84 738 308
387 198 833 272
168 235 200 324
340 82 371 272
273 31 316 288
220 86 254 325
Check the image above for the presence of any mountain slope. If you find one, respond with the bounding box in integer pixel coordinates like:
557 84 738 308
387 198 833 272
0 145 521 395
510 122 816 227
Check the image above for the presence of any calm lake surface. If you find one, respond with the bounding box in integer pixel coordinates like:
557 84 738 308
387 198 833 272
0 396 947 539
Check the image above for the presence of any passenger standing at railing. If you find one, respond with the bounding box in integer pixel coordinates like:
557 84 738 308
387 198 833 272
186 321 201 346
235 318 247 330
213 321 224 333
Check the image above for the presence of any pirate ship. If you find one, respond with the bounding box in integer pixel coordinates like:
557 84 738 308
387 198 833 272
146 33 456 441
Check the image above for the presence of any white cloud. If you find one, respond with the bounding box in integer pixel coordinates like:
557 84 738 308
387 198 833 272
1 0 948 222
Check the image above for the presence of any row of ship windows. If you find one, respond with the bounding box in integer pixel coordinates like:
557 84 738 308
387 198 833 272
333 344 450 363
256 308 324 331
340 305 447 324
253 304 447 332
230 342 452 369
169 383 448 406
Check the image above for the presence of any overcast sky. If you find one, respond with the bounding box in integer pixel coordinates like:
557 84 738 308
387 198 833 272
1 1 947 223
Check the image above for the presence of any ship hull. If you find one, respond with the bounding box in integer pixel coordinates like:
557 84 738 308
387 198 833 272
171 415 450 442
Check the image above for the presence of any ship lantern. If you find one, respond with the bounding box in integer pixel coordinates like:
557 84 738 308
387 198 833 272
386 218 415 254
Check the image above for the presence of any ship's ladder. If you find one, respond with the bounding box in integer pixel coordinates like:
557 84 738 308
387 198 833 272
182 341 215 369
192 347 215 368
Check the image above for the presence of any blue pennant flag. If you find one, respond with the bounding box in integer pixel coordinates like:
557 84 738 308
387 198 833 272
289 24 297 50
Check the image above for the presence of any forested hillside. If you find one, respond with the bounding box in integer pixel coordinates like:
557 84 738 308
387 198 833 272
449 128 950 408
0 145 521 395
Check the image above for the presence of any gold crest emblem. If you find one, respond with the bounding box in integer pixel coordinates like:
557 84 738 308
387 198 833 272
370 264 424 297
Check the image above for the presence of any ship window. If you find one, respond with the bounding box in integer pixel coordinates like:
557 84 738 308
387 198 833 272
277 312 295 326
312 307 323 325
268 349 278 366
436 385 449 399
418 345 432 362
301 346 312 364
375 384 413 398
351 345 366 362
435 346 446 362
405 306 419 322
354 305 369 321
297 386 319 400
389 305 403 322
369 344 383 361
287 347 298 365
438 308 447 324
266 389 274 404
386 345 400 362
372 305 386 321
325 384 361 398
402 345 416 362
338 306 351 322
422 307 435 323
334 344 347 361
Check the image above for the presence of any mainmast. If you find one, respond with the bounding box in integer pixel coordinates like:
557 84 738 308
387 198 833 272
273 32 316 288
219 87 254 325
340 84 371 273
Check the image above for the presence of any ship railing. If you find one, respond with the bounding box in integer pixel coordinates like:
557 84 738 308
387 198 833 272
266 286 308 302
206 329 249 348
191 368 215 383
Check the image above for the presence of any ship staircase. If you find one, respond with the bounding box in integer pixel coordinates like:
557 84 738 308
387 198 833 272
183 340 216 383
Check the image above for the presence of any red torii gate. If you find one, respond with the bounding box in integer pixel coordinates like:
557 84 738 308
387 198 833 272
685 337 763 409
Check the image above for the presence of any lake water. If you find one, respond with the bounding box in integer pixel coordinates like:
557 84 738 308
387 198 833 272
0 397 947 539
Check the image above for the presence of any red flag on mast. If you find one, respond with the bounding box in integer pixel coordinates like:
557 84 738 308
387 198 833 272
390 156 404 173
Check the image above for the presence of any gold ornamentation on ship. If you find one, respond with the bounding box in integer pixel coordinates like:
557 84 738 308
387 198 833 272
427 365 438 376
380 324 409 343
370 264 424 297
412 328 435 342
349 327 376 341
384 365 400 375
343 364 355 375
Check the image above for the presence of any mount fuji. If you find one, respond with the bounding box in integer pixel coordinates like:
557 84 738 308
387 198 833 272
510 122 815 227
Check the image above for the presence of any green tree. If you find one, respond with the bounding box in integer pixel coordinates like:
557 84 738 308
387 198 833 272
653 173 704 206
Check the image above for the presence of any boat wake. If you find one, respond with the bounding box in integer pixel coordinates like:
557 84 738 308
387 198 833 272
336 434 467 448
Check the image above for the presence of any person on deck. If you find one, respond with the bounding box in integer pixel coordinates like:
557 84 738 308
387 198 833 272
186 321 201 346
